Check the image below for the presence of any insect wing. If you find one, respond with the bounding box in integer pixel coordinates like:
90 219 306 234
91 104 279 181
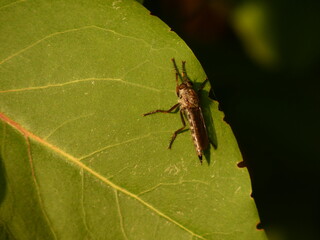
186 107 209 151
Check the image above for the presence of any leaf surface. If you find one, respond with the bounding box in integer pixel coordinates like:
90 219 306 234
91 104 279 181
0 0 267 239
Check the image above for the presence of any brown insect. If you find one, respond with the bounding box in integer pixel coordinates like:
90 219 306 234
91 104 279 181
143 58 210 163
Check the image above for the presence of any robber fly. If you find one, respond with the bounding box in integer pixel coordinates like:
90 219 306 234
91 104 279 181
143 58 210 163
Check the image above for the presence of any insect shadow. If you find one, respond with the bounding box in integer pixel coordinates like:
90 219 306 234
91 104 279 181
195 83 218 165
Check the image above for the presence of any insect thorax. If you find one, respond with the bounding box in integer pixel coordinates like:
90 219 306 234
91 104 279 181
178 85 200 109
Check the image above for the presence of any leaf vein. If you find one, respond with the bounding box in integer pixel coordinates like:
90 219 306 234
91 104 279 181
0 0 25 10
44 113 94 140
0 24 162 66
79 133 152 161
0 77 161 93
25 136 58 240
115 190 128 240
0 26 94 65
93 25 155 50
137 180 209 196
80 169 94 239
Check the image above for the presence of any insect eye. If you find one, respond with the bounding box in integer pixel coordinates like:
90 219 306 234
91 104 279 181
179 84 185 89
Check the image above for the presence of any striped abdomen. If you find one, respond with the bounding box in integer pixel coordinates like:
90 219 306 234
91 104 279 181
184 107 209 160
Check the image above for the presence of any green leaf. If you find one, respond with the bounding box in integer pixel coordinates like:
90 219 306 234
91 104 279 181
0 0 267 239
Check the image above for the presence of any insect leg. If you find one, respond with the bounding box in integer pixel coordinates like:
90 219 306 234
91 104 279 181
171 58 183 81
168 110 186 149
181 61 188 82
143 103 180 116
175 71 179 86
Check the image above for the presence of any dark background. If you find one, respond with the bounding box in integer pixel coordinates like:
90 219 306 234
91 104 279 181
144 0 320 239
